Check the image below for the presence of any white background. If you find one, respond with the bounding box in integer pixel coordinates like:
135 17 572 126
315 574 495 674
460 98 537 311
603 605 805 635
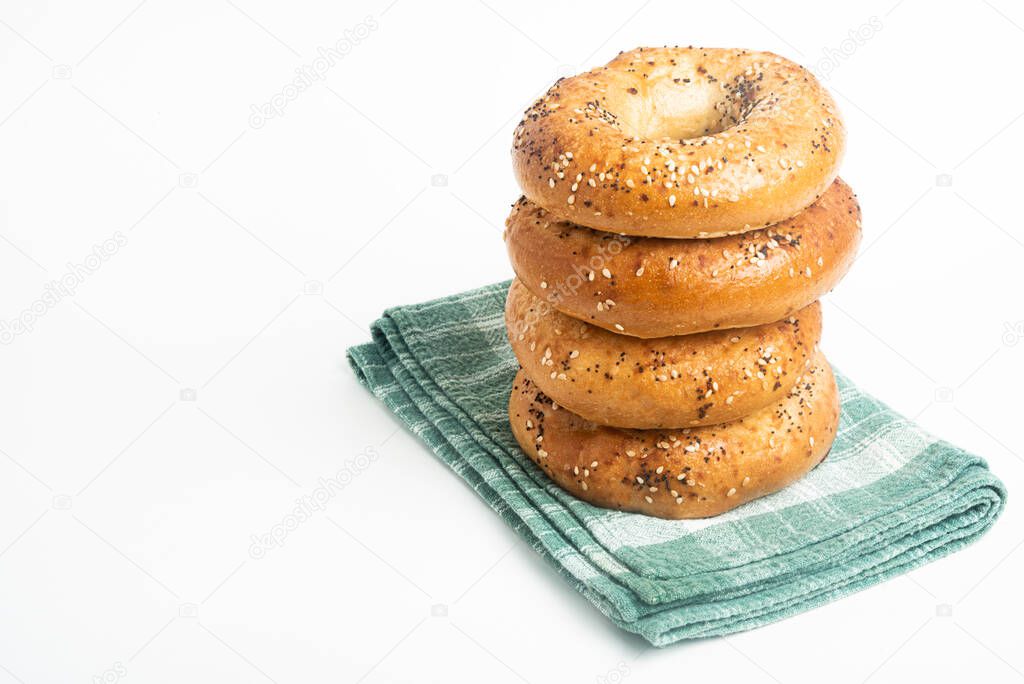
1 0 1022 681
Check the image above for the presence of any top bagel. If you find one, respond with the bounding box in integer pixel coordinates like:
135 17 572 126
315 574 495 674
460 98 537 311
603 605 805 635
512 47 845 238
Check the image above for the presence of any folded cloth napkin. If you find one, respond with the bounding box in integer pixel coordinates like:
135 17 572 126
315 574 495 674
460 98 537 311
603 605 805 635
346 281 1006 646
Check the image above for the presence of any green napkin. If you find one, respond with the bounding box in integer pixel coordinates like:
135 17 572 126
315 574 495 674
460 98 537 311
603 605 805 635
347 281 1006 646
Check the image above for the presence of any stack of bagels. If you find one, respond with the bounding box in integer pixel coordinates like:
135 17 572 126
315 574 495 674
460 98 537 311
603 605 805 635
504 47 861 519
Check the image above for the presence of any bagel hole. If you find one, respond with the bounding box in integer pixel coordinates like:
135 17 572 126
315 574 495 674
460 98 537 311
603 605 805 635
618 81 746 141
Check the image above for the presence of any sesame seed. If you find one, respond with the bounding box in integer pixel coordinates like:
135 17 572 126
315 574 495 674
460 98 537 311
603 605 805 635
614 323 624 331
581 481 588 490
635 266 645 277
727 487 737 497
636 476 645 484
567 194 575 205
569 350 579 359
539 281 548 289
602 268 612 278
668 194 677 207
644 496 654 504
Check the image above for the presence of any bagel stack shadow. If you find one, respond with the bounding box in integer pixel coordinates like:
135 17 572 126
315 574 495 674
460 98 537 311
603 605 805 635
503 47 861 519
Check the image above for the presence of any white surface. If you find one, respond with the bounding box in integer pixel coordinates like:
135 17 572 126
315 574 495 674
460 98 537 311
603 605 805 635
1 0 1022 681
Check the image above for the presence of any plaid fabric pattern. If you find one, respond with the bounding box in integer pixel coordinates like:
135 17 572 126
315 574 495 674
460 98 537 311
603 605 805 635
346 281 1006 646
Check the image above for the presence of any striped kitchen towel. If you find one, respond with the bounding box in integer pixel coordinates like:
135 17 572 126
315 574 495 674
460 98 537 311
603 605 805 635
346 281 1006 646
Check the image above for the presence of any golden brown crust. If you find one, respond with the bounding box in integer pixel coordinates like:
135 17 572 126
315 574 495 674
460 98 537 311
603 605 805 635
512 47 845 238
505 178 860 338
506 279 822 429
508 352 839 519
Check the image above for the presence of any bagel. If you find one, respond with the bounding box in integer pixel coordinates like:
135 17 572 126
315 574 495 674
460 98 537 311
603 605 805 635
505 177 860 338
506 278 822 429
512 46 844 238
508 351 839 519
